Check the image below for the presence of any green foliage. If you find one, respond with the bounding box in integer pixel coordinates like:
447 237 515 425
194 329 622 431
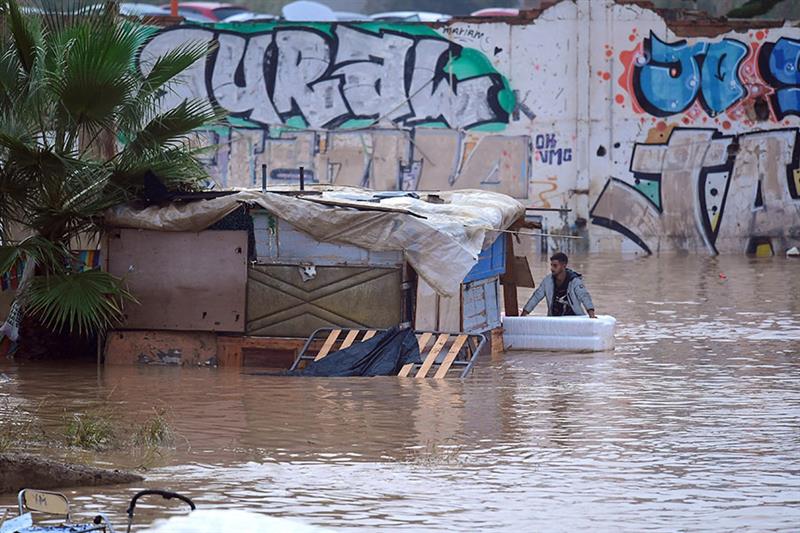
26 269 137 335
64 410 116 450
63 404 175 452
133 407 173 447
0 236 68 276
0 0 223 336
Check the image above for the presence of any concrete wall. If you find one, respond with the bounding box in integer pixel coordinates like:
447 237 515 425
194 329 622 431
139 0 800 255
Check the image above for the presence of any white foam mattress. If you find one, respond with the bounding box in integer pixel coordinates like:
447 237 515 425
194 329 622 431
503 315 616 352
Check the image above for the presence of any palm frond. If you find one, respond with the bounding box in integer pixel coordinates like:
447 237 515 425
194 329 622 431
0 235 70 275
0 162 35 229
117 40 214 135
0 48 23 106
0 131 67 179
49 20 147 130
3 0 40 74
25 269 137 335
121 99 221 157
139 41 211 101
110 143 213 191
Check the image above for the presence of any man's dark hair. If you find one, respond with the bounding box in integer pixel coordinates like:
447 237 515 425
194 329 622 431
550 252 568 264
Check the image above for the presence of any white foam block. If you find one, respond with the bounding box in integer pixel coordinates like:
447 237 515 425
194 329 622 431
502 315 616 352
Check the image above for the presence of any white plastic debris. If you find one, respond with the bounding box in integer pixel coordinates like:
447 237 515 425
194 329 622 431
503 315 617 352
145 509 329 533
787 246 800 257
1 512 33 533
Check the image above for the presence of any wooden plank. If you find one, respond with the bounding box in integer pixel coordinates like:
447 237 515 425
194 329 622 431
339 329 359 350
415 334 450 378
398 363 414 377
417 332 433 352
398 332 434 377
314 329 341 360
499 232 519 316
362 330 377 340
433 334 468 379
513 256 535 288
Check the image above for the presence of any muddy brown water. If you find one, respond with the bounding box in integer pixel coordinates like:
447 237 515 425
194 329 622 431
1 255 799 531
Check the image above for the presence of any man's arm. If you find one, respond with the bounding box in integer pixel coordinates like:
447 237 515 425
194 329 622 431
574 281 596 318
521 282 546 316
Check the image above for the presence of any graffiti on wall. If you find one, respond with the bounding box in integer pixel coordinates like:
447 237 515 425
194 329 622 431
139 22 529 196
139 23 515 130
534 133 573 166
590 126 800 254
194 126 530 197
618 31 800 121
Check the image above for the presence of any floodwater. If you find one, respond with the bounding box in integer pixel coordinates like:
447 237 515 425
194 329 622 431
1 255 799 531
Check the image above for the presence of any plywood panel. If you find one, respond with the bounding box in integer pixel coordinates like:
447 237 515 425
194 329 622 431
462 276 502 334
247 265 402 337
107 229 247 332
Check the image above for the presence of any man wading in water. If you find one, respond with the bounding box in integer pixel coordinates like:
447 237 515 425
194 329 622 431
521 252 597 318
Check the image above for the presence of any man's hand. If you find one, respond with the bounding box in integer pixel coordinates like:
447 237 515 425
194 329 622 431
588 309 596 319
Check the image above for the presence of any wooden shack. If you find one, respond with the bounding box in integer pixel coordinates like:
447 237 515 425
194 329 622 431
101 189 524 368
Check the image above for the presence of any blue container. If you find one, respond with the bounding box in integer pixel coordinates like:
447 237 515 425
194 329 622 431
463 235 506 283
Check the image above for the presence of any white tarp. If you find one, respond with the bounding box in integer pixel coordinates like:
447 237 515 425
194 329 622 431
104 188 524 296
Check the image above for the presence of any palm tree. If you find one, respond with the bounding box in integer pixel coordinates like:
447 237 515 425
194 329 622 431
0 0 221 352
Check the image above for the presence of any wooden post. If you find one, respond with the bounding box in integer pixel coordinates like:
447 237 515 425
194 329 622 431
500 231 519 316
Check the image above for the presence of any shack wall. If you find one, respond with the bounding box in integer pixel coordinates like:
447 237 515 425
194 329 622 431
106 229 248 332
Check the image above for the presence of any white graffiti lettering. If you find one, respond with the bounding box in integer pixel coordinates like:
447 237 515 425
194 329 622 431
590 127 800 254
139 25 510 130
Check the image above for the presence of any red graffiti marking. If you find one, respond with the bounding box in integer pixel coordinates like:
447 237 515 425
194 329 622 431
618 44 645 113
756 30 765 40
722 120 732 129
615 94 625 104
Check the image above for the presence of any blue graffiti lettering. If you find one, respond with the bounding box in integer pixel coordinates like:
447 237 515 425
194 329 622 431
634 33 707 116
535 133 557 150
634 33 751 117
761 37 800 119
536 133 572 166
700 39 748 115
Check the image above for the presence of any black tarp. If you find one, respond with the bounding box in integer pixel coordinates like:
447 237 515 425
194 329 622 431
290 327 422 377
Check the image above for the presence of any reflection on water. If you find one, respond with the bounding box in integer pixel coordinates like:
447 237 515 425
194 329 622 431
1 255 799 531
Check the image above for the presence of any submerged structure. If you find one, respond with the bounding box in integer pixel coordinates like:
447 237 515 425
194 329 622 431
99 188 524 368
